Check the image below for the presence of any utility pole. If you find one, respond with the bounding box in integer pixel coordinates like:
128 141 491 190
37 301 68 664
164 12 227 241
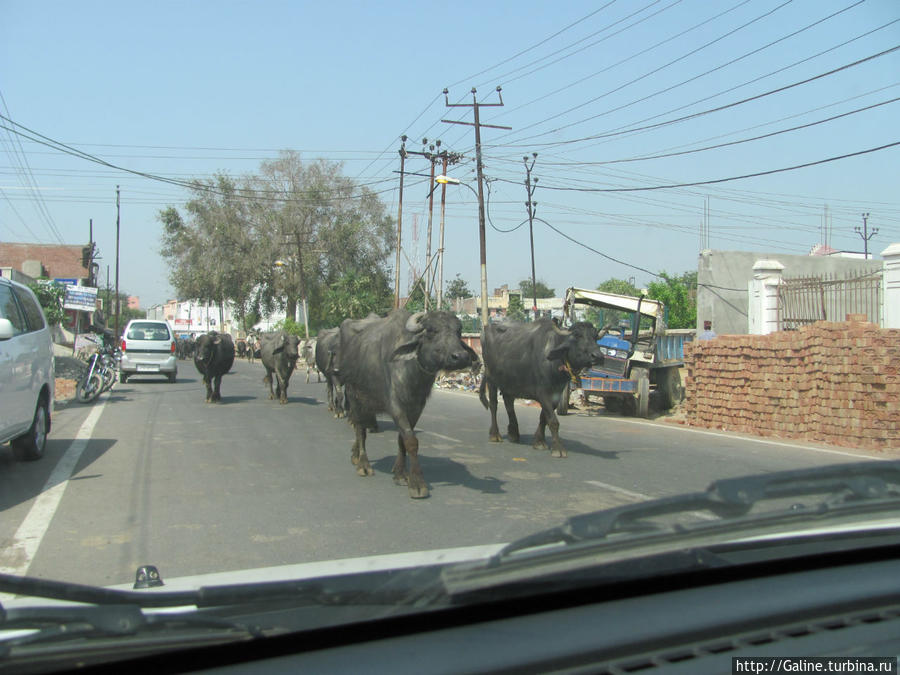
435 149 462 309
115 185 121 339
394 136 408 309
442 87 511 328
523 153 539 321
855 212 878 259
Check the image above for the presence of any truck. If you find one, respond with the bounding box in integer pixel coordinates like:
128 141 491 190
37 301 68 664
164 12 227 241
561 287 692 418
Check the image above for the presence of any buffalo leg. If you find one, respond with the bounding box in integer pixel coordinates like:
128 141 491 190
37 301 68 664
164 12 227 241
212 374 223 403
392 434 408 486
204 375 213 403
539 399 566 458
488 381 502 443
503 393 520 443
351 424 374 476
277 373 289 404
263 370 275 400
533 408 549 450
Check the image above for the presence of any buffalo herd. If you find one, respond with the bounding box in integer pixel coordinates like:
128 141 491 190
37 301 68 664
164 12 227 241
187 310 604 499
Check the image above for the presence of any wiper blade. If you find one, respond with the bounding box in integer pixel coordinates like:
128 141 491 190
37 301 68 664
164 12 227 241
497 459 900 560
0 604 264 657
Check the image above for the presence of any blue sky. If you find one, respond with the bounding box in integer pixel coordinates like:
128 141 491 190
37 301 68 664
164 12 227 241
2 0 898 308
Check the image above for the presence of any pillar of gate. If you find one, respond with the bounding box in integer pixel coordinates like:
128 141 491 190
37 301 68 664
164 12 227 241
748 259 784 335
882 243 900 329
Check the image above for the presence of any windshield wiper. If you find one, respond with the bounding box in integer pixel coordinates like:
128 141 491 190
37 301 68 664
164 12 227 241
0 603 265 658
495 459 900 562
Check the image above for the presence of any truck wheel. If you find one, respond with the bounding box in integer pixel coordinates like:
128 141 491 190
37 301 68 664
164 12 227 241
658 367 683 410
630 368 650 418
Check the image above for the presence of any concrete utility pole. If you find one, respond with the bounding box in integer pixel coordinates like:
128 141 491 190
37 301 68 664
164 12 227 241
435 149 461 309
394 136 408 309
855 212 878 259
523 153 539 321
115 185 121 339
442 87 511 328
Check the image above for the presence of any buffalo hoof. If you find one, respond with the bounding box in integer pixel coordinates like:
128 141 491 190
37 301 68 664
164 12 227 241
550 447 568 458
533 439 549 451
489 432 503 443
507 431 520 443
356 464 375 477
280 399 288 405
408 483 429 499
393 472 408 486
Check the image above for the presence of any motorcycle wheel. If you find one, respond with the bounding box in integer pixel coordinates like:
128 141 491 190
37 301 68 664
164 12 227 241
76 372 104 403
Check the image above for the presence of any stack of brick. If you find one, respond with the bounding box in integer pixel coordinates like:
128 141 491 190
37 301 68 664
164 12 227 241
683 318 900 451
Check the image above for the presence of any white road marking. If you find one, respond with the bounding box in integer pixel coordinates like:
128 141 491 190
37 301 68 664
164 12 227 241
421 430 461 444
0 397 108 585
585 480 649 501
605 416 888 461
585 479 716 520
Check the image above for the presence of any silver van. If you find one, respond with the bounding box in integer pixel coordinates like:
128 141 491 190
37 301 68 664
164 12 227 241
0 277 54 460
119 319 177 383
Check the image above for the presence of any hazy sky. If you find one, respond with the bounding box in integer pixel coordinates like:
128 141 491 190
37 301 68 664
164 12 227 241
2 0 898 307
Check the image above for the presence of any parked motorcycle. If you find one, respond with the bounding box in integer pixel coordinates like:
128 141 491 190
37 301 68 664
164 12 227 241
76 328 120 403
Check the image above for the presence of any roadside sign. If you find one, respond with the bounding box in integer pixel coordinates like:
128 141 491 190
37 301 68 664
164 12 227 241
63 284 99 312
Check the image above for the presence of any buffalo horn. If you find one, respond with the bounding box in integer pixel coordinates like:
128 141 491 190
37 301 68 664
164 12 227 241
405 311 426 333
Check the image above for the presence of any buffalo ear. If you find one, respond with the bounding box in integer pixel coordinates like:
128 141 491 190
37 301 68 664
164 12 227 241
390 339 419 361
547 339 571 362
213 336 222 345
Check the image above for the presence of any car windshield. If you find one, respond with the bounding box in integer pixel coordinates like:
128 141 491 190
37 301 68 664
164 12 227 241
126 323 171 341
2 1 898 670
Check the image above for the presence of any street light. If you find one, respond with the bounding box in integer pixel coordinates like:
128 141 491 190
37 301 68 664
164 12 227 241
435 175 490 328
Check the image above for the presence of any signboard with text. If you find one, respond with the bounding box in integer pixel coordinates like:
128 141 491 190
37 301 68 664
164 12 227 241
63 285 99 312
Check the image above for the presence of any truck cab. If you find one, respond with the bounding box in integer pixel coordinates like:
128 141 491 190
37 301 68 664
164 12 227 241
563 288 689 417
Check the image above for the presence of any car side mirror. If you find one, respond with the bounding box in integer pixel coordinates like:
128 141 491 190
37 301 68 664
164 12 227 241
0 318 14 340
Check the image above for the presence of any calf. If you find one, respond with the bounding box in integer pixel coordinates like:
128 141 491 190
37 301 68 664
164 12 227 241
338 310 478 499
260 330 301 404
193 331 235 403
479 320 602 458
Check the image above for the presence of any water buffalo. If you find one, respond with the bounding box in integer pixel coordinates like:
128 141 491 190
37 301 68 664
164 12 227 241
338 310 479 499
260 330 301 404
479 320 603 458
193 331 235 403
314 329 345 417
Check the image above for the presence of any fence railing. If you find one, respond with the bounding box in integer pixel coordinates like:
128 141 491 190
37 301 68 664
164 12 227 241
777 270 882 330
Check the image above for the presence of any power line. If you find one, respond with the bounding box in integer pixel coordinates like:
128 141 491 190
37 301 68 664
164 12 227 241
508 142 900 193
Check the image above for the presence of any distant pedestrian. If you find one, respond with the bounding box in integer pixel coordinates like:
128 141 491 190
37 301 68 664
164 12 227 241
699 320 717 341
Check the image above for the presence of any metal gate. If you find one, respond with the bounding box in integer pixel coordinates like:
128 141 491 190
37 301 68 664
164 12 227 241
777 270 882 329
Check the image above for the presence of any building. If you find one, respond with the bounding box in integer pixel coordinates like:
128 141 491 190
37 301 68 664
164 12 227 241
0 242 91 283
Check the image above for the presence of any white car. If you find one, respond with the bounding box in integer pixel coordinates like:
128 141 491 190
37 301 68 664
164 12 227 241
119 319 178 383
0 276 54 461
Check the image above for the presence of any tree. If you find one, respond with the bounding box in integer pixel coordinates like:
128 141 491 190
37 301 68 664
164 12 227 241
585 278 641 329
28 281 65 326
506 293 527 322
445 274 473 300
646 271 697 329
158 151 395 334
519 278 555 300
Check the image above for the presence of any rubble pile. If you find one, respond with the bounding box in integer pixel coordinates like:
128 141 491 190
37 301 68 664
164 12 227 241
684 318 900 451
435 371 482 392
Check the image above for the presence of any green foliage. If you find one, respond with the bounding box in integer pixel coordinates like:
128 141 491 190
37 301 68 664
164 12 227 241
584 278 641 329
272 317 306 338
519 278 555 299
158 151 395 333
445 274 472 300
319 268 392 325
506 293 527 322
29 281 65 326
646 271 697 329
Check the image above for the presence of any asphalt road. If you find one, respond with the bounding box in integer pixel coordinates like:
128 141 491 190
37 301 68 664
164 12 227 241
0 356 887 588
